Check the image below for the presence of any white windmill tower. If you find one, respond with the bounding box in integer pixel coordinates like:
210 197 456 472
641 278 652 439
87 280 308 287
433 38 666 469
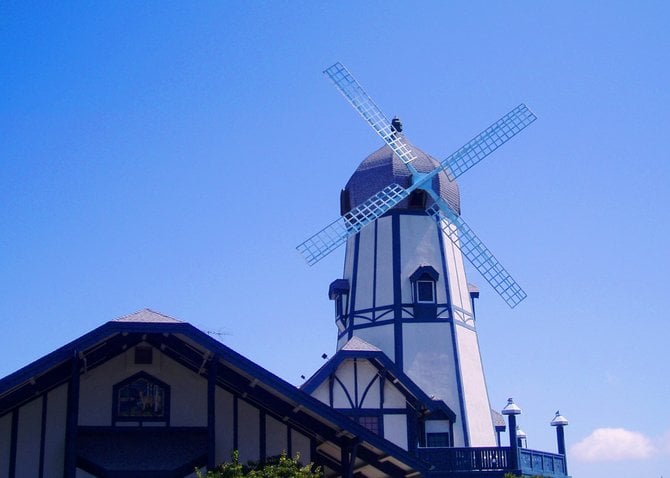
298 63 536 447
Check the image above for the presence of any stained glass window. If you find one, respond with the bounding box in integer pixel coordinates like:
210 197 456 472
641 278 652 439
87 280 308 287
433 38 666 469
114 372 170 422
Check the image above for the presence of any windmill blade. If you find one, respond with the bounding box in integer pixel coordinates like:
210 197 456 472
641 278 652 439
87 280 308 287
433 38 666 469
427 201 527 308
297 184 410 266
438 104 537 181
324 62 418 165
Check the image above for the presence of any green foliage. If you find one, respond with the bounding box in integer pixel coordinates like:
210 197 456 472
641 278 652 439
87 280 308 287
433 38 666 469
197 451 322 478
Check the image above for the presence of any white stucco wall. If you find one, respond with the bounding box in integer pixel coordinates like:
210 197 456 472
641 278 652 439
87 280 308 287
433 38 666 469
381 379 406 409
374 217 394 307
332 360 355 408
400 215 448 304
77 344 207 427
237 399 260 463
355 225 376 312
383 414 407 450
402 322 464 445
291 429 311 464
266 415 287 457
442 234 473 320
310 381 330 406
44 384 67 477
454 325 495 446
15 398 42 478
355 360 380 408
351 325 395 361
215 387 234 465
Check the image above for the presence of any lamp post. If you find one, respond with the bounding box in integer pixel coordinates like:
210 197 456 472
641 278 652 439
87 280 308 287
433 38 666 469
502 398 522 472
551 410 569 475
550 411 569 455
516 426 527 448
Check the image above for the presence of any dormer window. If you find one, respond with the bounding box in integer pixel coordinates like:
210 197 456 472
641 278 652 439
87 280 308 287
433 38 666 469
410 266 439 304
329 279 350 329
410 266 439 320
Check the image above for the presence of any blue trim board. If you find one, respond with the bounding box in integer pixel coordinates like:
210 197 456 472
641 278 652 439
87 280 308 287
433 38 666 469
9 409 17 478
348 234 361 341
407 409 418 453
353 359 359 407
286 425 292 457
372 220 378 317
207 357 217 469
38 394 47 478
233 395 239 450
259 410 267 464
392 213 403 370
64 354 80 478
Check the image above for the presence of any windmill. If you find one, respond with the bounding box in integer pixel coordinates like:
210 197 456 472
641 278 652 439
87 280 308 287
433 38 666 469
297 62 536 308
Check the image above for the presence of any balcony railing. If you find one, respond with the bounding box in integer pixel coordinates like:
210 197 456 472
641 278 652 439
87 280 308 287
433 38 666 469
416 446 568 477
519 448 567 477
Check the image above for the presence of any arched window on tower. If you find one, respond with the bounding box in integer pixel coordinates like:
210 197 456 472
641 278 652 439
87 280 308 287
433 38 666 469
410 266 439 319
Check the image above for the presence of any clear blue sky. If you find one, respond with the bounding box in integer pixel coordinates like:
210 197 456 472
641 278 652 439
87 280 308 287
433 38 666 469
1 2 668 477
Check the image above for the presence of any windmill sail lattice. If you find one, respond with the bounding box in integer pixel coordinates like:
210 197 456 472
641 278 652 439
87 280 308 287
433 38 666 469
324 62 418 165
297 184 409 266
298 62 536 308
427 201 527 308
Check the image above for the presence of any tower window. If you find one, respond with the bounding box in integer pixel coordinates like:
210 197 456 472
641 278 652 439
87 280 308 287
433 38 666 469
410 266 440 319
410 266 439 304
416 280 435 303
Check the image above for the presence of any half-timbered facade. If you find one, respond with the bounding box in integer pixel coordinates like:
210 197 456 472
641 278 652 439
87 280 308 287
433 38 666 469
0 310 425 478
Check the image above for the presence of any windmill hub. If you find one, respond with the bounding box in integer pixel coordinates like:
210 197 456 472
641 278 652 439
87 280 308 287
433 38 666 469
341 142 461 216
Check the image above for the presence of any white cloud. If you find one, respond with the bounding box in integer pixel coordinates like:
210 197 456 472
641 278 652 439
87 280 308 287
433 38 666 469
571 428 656 462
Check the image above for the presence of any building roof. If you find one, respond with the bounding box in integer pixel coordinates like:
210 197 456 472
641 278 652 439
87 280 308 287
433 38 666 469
344 141 461 215
0 311 428 477
302 335 456 421
340 336 381 352
113 308 183 323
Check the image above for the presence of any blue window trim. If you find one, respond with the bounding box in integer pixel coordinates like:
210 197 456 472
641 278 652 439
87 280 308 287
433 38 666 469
409 266 439 283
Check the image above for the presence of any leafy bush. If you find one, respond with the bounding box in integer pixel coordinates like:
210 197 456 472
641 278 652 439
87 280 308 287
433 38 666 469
197 451 322 478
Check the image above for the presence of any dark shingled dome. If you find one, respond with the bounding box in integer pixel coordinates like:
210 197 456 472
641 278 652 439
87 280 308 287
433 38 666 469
343 142 461 215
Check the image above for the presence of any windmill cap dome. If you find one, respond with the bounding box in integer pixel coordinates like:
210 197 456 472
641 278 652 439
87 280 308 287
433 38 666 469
342 141 460 215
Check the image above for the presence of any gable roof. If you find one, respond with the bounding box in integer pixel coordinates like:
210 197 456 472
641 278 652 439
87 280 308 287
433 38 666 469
0 311 429 477
113 308 183 323
302 336 456 421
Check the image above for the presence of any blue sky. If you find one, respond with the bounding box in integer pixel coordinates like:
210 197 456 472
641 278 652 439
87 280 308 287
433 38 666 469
1 2 669 477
